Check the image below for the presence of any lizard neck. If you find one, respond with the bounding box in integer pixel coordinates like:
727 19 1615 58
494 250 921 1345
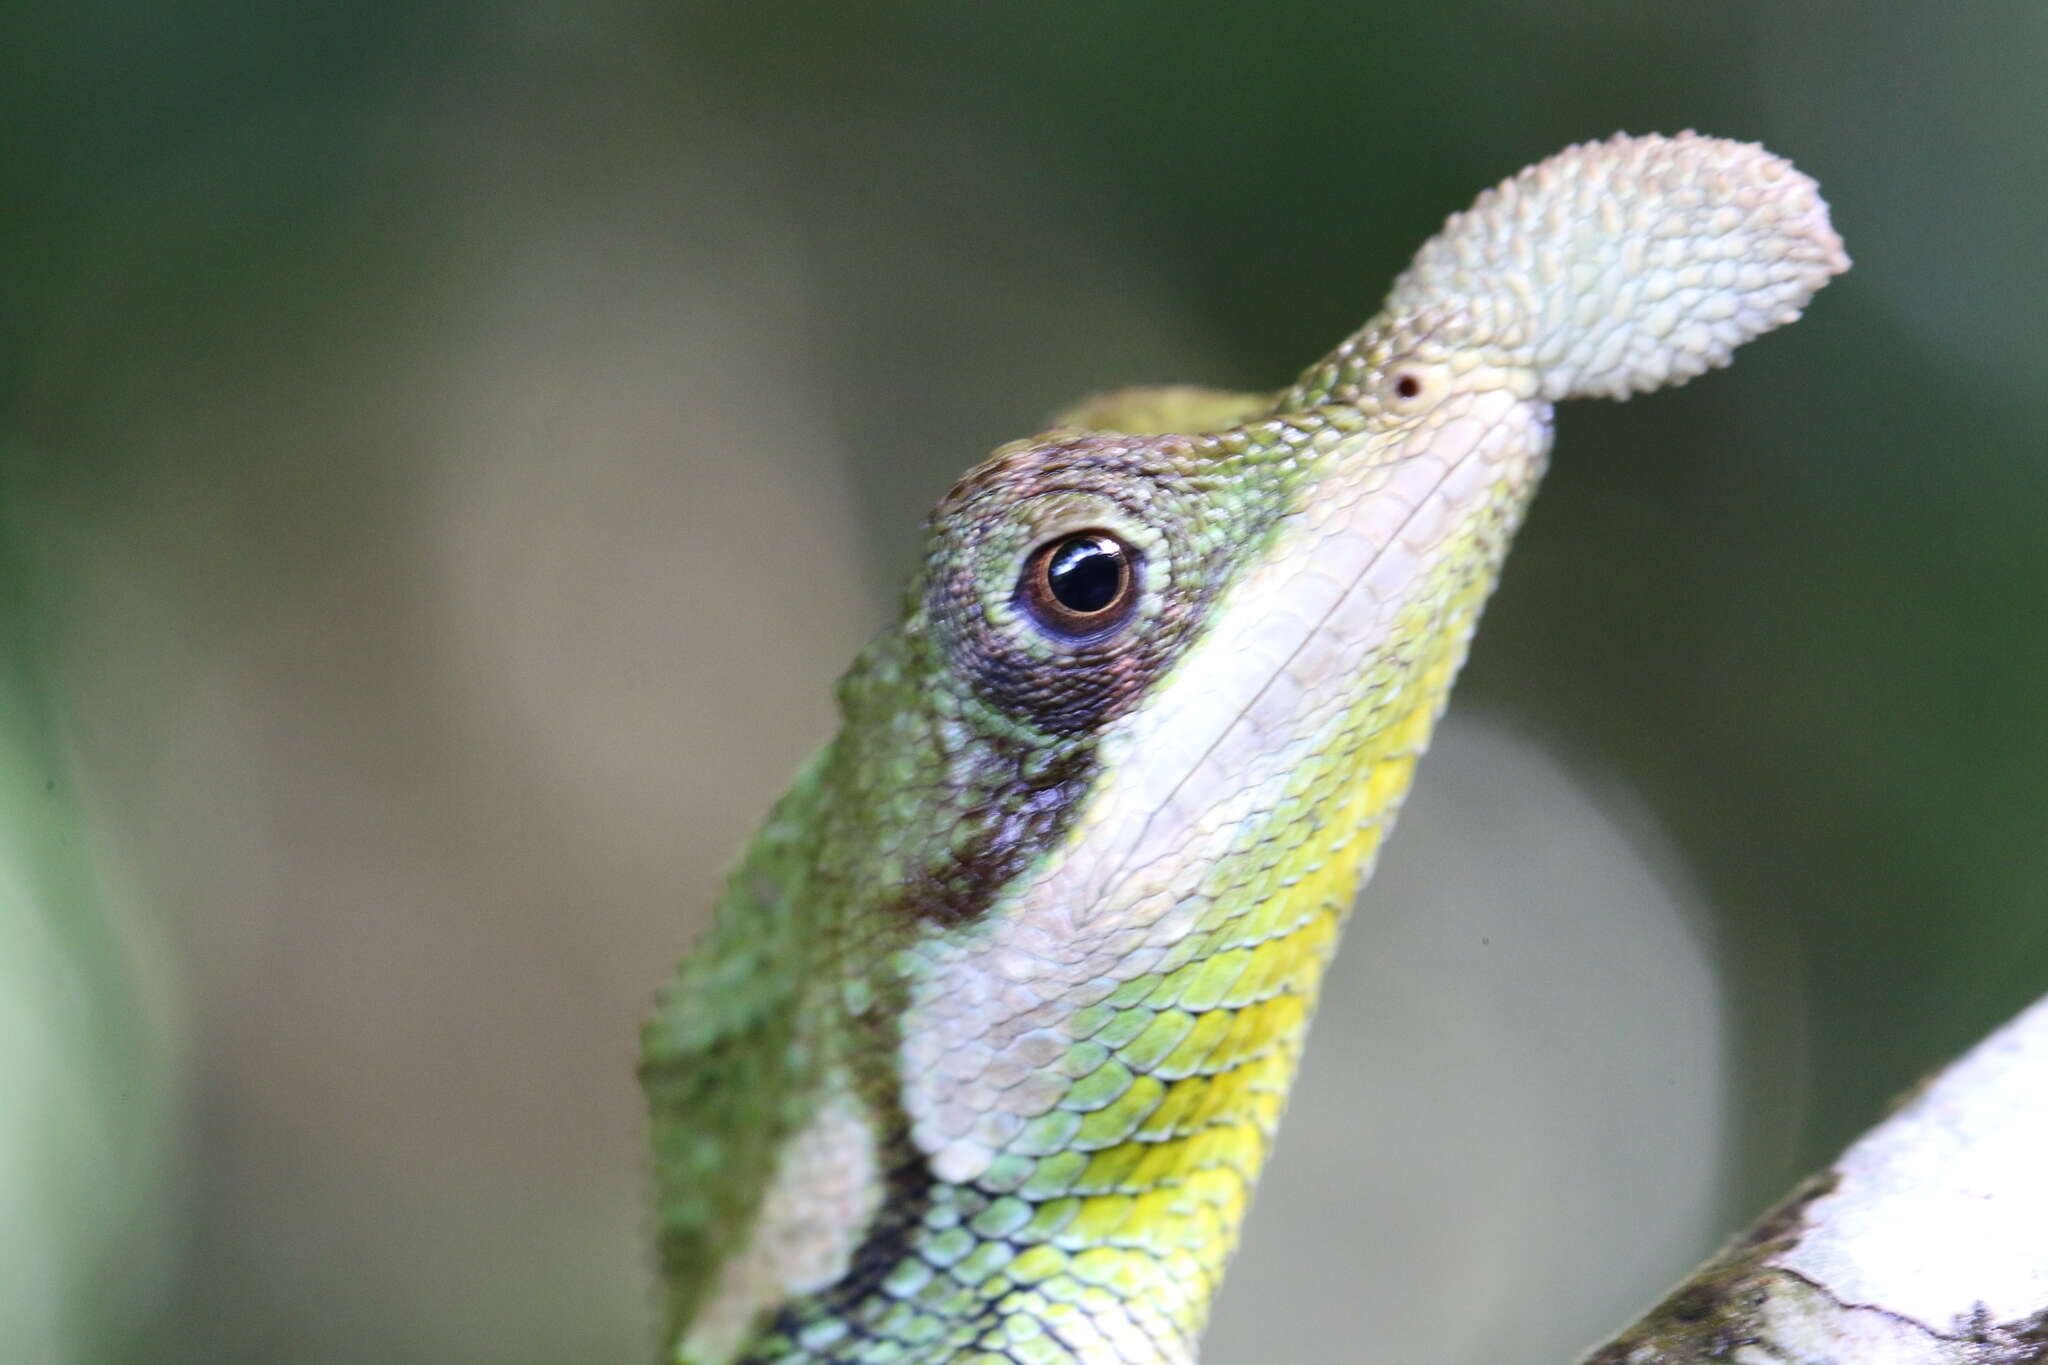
722 649 1476 1365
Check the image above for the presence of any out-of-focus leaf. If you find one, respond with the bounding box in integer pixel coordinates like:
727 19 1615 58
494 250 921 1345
0 517 181 1365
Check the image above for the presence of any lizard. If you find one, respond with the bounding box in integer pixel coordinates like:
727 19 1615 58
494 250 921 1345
640 132 1848 1365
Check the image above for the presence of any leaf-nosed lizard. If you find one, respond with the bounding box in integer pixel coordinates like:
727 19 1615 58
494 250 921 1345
640 131 1849 1365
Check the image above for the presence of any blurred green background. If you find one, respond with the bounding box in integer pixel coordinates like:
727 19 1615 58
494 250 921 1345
5 2 2045 1362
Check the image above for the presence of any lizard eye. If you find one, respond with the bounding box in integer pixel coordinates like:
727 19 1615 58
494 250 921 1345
1019 531 1139 640
926 463 1176 731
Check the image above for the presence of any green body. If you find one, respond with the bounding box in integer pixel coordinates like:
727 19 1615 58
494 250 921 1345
642 134 1847 1365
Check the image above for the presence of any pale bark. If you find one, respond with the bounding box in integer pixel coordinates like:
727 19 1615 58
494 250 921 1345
1582 995 2048 1364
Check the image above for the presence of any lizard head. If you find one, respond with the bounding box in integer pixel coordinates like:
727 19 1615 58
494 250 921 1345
650 132 1845 1365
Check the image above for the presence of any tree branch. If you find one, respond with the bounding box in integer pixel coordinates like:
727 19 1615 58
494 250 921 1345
1582 994 2048 1363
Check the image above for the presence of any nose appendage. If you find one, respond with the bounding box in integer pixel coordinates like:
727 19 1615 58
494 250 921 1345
1387 131 1850 402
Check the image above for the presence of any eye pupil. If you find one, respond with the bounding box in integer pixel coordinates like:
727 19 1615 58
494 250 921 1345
1020 531 1138 639
1394 373 1422 399
1045 536 1125 614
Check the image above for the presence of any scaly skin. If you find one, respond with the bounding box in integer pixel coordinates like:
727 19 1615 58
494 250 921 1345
641 133 1848 1365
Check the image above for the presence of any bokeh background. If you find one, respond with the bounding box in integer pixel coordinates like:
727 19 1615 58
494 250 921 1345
5 2 2046 1362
